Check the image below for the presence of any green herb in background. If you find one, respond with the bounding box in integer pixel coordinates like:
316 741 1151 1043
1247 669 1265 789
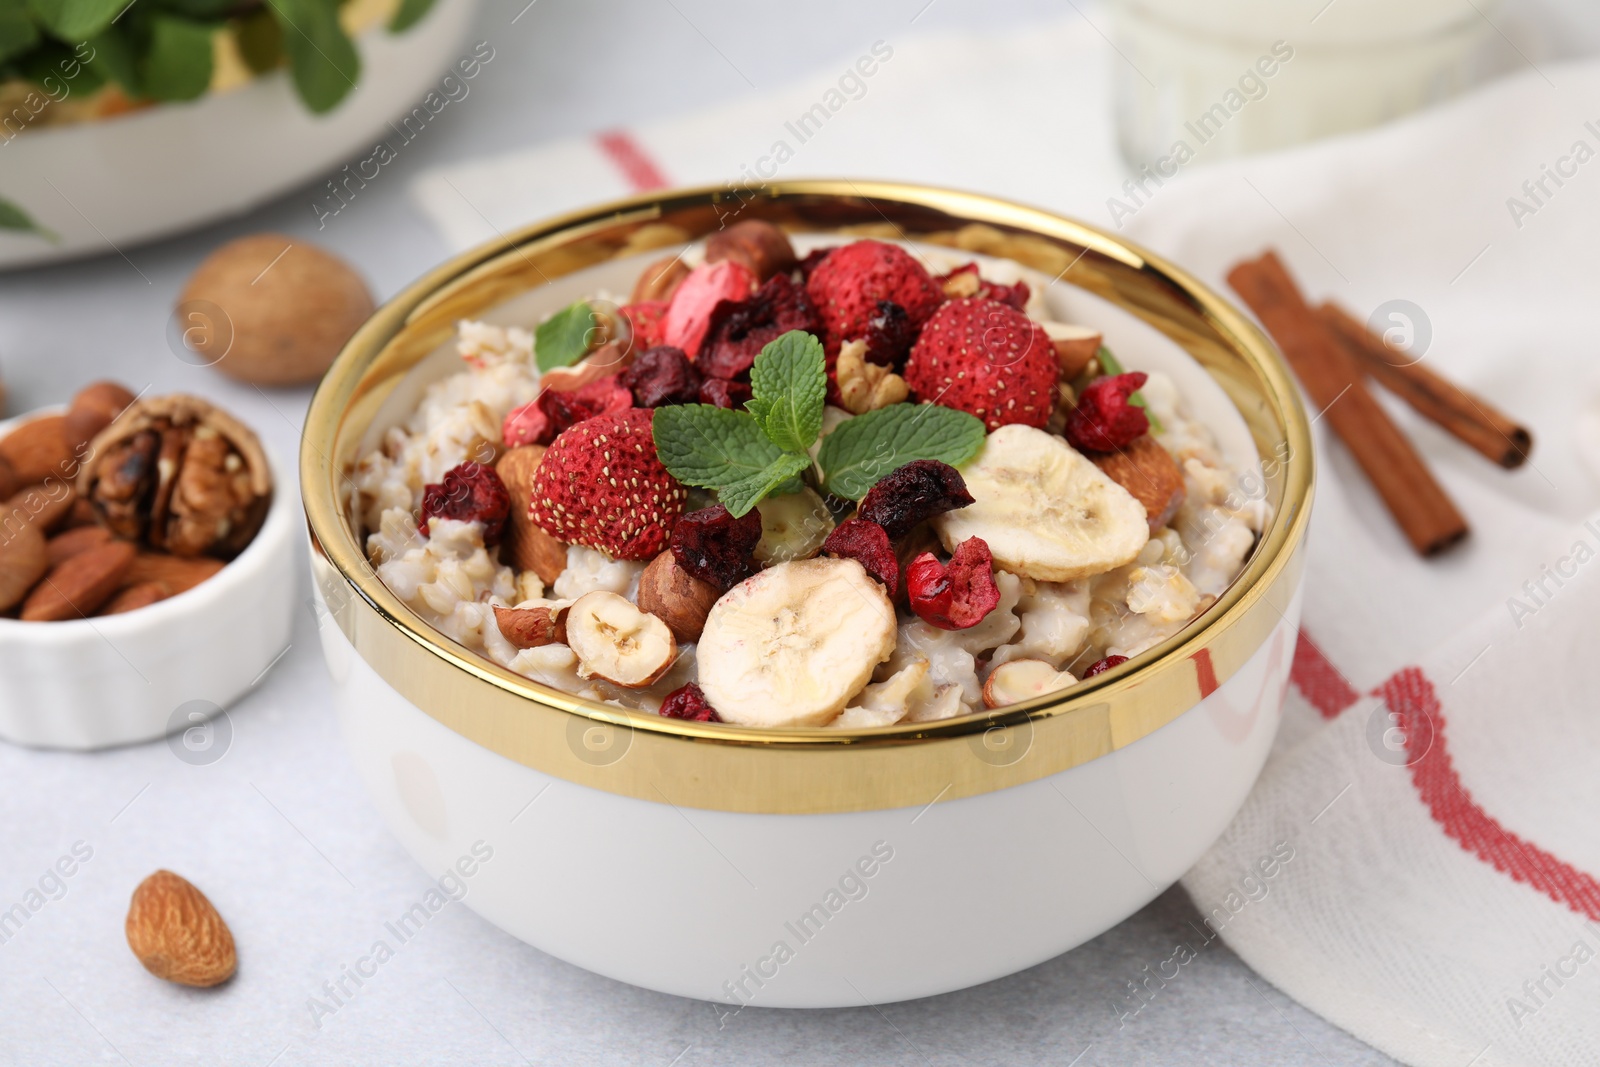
1096 345 1164 434
534 301 602 373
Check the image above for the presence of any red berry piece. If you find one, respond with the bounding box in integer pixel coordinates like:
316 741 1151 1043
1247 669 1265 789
864 300 915 368
502 375 633 448
698 273 820 380
662 261 757 355
699 378 752 409
937 263 1030 309
670 504 763 591
903 298 1058 431
660 682 721 721
420 462 511 545
528 408 687 560
502 397 551 448
1065 373 1150 453
621 346 703 407
622 301 669 351
821 518 898 595
805 239 944 352
904 537 1001 630
798 246 835 279
857 460 974 540
1083 655 1129 678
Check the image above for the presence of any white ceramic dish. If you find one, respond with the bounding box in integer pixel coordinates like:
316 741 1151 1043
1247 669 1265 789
0 0 478 269
302 183 1313 1007
0 408 298 749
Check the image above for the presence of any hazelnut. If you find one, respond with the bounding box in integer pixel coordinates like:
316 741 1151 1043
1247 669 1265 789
636 550 720 643
705 220 797 281
493 604 567 648
178 233 375 386
630 255 690 304
64 380 136 451
1044 322 1102 381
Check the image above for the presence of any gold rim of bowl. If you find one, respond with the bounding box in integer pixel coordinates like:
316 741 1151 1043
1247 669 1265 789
301 179 1314 815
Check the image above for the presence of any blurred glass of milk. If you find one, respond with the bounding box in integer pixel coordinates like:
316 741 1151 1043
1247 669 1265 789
1112 0 1499 166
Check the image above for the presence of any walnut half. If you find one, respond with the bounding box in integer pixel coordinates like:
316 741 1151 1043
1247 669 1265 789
77 395 272 560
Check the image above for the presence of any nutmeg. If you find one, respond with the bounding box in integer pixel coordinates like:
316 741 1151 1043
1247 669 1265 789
629 255 690 304
705 220 797 281
178 233 375 386
636 550 721 643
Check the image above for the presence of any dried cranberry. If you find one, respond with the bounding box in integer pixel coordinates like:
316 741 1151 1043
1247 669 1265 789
698 273 821 380
857 460 974 540
938 263 1031 310
821 518 898 595
1065 372 1150 453
671 504 763 591
660 682 721 722
1083 655 1128 678
699 378 752 409
905 537 1000 630
621 345 702 407
864 300 915 368
798 247 834 279
503 375 633 447
420 462 511 544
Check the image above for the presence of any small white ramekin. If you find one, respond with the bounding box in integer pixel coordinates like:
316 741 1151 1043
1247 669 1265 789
0 409 298 749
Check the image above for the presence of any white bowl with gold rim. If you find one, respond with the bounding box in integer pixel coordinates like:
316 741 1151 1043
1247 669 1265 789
301 181 1313 1008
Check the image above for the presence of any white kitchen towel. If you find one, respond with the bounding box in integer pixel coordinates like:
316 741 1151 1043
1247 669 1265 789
411 25 1600 1067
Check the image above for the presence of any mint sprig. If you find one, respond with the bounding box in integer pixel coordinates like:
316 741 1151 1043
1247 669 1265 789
817 404 985 500
1096 345 1163 434
535 300 600 373
654 330 826 517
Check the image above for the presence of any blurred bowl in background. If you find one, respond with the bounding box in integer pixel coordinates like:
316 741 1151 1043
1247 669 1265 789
0 0 479 270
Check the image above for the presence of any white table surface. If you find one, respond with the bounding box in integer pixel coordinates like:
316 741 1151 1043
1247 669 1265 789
3 2 1596 1064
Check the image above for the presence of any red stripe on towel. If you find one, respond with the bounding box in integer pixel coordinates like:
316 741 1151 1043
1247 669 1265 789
595 130 670 191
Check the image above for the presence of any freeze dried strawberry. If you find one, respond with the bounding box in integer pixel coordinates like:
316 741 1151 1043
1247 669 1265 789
903 298 1057 431
905 537 1001 631
1083 655 1128 678
863 300 914 368
937 263 1030 309
660 682 721 722
502 375 633 447
699 378 752 409
1065 373 1150 453
421 462 511 545
662 261 757 355
805 240 943 352
698 273 820 380
670 504 762 591
528 408 687 560
621 346 702 407
857 460 973 540
622 301 669 351
821 519 898 596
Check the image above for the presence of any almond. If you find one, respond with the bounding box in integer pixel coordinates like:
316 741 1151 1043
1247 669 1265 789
125 870 236 988
0 414 76 485
0 454 18 500
629 254 690 303
22 539 136 620
495 446 567 584
102 581 172 615
64 380 136 451
0 520 48 612
46 524 114 567
492 604 566 648
1091 436 1187 534
123 551 224 595
635 550 719 643
5 482 77 534
64 497 98 529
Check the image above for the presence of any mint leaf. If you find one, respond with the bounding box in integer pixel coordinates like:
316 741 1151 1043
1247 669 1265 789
1095 345 1163 433
26 0 123 40
535 300 598 373
819 403 985 500
0 197 56 241
268 0 359 113
140 16 214 102
388 0 436 32
747 330 825 453
716 451 812 518
0 0 39 64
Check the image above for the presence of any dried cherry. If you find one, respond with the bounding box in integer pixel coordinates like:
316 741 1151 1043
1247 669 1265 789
698 378 753 409
857 460 974 539
905 537 1000 630
698 273 821 380
1065 372 1150 453
420 462 511 545
670 504 763 591
864 299 915 368
821 518 898 595
621 346 703 407
1083 655 1128 678
660 682 721 722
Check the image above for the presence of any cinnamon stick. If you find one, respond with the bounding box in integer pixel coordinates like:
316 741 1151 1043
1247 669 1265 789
1316 302 1532 469
1227 251 1468 557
